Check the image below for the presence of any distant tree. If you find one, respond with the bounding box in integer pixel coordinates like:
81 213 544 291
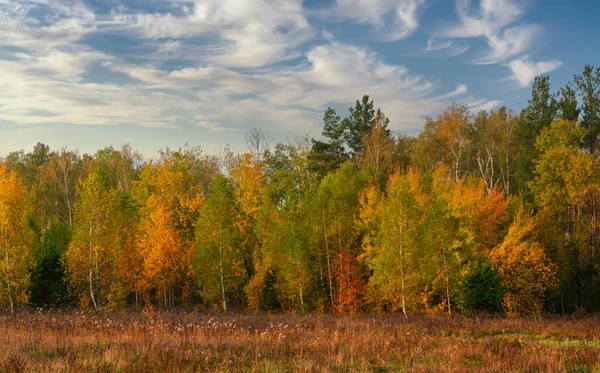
37 148 83 228
245 128 272 163
357 110 395 181
470 107 518 196
413 104 472 182
93 145 142 194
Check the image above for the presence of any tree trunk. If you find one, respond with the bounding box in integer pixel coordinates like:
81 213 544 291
88 222 98 312
219 239 227 312
322 206 334 310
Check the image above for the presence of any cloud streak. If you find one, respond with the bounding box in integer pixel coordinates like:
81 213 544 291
437 0 560 86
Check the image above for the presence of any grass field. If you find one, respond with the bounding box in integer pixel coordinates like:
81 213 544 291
1 310 600 372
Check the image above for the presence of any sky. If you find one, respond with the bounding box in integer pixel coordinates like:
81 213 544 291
1 0 598 158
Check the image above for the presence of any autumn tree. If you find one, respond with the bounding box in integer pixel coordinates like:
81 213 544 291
251 142 316 312
413 104 471 182
94 145 142 194
37 148 83 228
307 162 368 312
529 119 600 311
470 107 518 196
64 169 129 311
490 209 557 318
357 111 395 181
133 153 204 307
362 171 421 316
231 153 264 287
0 165 33 313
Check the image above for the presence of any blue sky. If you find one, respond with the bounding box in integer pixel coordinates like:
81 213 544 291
1 0 597 158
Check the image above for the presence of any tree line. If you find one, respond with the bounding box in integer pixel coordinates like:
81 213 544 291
1 65 599 317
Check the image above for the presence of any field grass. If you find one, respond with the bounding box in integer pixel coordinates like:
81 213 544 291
1 309 600 372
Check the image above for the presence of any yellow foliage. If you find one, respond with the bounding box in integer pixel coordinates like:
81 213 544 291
490 208 557 318
0 164 33 312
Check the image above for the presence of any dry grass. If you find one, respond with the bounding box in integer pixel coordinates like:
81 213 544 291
1 309 600 372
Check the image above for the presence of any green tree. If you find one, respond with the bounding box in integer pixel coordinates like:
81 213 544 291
514 75 558 199
195 175 244 311
343 95 379 154
309 108 348 178
558 85 580 123
29 221 72 307
573 65 600 154
457 255 504 314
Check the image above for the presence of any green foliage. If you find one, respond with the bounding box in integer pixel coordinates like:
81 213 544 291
258 269 281 311
343 95 376 154
457 255 504 314
194 175 244 310
29 221 73 307
514 75 558 199
573 65 600 153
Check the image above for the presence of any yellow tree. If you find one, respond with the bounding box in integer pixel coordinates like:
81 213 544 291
64 169 125 311
231 153 264 285
529 119 600 310
490 209 557 318
133 155 203 307
0 165 33 313
362 170 421 316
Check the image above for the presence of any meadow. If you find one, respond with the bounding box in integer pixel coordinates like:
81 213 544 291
1 310 600 372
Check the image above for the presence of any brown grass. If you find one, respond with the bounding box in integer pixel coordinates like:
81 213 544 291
1 309 600 372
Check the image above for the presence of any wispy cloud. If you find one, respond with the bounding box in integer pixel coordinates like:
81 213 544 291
434 0 559 87
112 0 314 68
322 0 425 41
424 38 470 57
504 57 562 87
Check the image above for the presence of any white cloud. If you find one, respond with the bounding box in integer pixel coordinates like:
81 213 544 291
323 0 425 41
197 120 239 133
425 38 470 57
437 0 560 87
504 58 562 87
0 0 505 155
113 0 314 67
442 0 539 64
